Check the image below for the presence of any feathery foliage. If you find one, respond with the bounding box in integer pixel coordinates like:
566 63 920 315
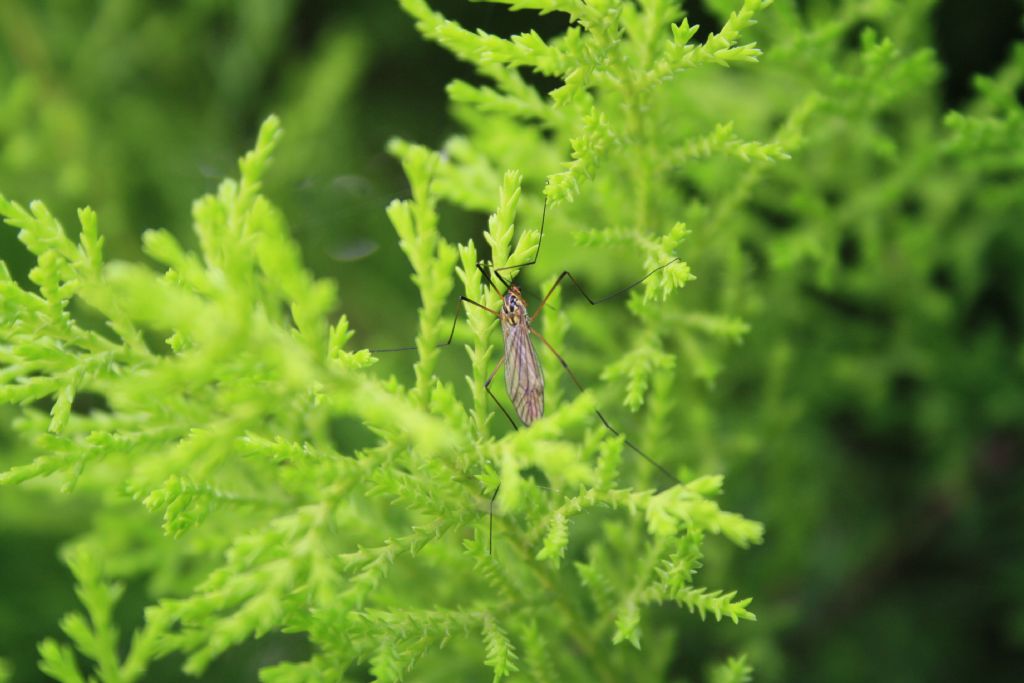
4 0 1024 681
0 0 768 670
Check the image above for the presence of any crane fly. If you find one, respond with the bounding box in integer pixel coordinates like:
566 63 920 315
372 191 682 554
498 285 543 425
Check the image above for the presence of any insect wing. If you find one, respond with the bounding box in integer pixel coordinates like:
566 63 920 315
503 321 544 425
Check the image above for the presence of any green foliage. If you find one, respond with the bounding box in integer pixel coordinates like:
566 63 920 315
708 655 753 683
0 0 385 252
0 108 755 683
3 1 1024 682
36 548 141 683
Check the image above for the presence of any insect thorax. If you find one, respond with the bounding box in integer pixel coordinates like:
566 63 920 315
501 291 529 327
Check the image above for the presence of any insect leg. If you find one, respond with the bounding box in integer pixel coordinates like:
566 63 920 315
477 262 509 295
494 194 549 276
488 482 501 556
369 295 499 353
529 328 680 487
530 258 681 322
483 354 519 430
482 356 512 556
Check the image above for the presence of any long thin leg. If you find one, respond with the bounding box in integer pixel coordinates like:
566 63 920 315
488 483 501 555
477 263 505 296
530 258 680 322
480 356 511 556
491 267 513 291
494 194 549 276
481 357 511 556
369 295 499 353
484 354 518 430
530 328 680 487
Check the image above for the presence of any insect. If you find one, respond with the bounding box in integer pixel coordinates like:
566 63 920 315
373 193 681 552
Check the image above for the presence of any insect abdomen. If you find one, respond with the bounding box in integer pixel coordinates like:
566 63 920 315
502 321 544 425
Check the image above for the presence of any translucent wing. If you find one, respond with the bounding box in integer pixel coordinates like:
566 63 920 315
502 320 544 425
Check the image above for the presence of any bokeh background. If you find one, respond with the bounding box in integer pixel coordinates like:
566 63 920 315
1 1 1023 681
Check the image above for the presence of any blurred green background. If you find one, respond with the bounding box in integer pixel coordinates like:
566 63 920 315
1 1 1023 681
